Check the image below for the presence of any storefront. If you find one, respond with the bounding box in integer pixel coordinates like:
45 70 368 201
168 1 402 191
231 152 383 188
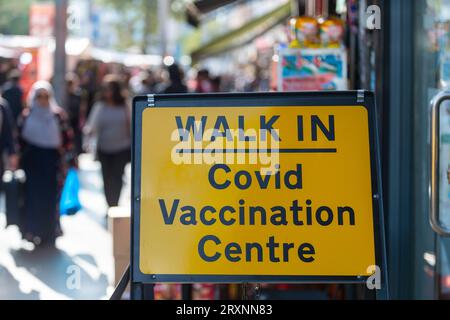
366 0 450 300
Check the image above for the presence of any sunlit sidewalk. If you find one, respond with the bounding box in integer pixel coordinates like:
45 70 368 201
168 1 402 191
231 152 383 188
0 153 131 300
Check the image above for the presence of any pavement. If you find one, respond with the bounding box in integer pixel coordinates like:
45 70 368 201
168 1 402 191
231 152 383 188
0 153 131 300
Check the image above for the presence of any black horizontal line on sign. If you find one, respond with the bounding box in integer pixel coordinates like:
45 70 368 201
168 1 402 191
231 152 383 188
175 149 338 154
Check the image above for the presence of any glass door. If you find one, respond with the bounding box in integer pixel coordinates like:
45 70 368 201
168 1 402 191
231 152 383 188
414 0 450 300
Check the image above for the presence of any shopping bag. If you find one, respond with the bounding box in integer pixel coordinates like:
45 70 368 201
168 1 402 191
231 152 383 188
59 168 82 216
2 170 26 228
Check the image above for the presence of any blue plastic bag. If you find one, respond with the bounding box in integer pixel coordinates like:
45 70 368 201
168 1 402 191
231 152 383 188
60 168 82 216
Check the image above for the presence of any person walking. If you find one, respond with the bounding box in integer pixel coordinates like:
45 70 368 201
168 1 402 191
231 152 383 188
0 97 18 185
66 73 86 156
2 69 24 124
161 64 188 94
84 75 131 209
195 69 213 93
19 81 74 247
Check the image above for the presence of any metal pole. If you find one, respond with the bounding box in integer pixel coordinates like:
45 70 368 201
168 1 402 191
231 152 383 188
157 0 169 57
291 0 299 16
295 0 306 16
54 0 68 108
142 0 151 54
182 284 193 300
131 283 143 300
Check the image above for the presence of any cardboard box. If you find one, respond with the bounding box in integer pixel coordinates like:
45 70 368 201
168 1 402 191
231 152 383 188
108 207 131 258
108 207 131 298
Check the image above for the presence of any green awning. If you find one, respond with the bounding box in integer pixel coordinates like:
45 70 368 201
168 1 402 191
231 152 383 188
186 0 240 27
191 2 291 63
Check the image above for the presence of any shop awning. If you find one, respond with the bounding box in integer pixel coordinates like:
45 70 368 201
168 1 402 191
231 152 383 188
0 46 18 59
89 47 162 67
186 0 240 27
190 2 291 63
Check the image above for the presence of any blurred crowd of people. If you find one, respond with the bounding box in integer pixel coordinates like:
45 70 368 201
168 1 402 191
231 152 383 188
0 59 250 250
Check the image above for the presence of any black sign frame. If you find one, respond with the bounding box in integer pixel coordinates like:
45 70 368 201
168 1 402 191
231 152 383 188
130 91 388 299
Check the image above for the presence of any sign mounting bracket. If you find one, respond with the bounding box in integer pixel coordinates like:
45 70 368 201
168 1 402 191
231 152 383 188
357 90 365 103
147 94 155 108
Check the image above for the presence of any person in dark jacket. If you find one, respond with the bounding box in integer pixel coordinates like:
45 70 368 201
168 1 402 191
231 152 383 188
2 69 24 124
66 73 86 156
162 63 188 94
0 98 18 188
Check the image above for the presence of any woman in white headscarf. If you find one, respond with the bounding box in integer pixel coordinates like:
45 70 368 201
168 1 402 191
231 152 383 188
19 81 74 247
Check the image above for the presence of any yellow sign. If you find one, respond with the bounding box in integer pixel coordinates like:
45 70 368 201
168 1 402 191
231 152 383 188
139 106 375 277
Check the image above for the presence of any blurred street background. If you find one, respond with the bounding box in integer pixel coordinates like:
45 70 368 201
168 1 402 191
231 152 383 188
2 0 450 300
0 154 131 299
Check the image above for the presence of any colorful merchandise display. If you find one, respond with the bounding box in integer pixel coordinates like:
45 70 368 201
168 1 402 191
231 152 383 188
282 12 347 91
